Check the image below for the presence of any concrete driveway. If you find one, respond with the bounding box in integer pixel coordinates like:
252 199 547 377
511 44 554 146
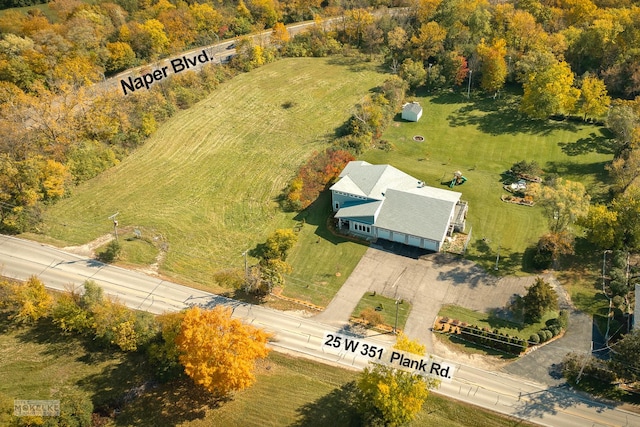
314 244 532 351
313 244 592 384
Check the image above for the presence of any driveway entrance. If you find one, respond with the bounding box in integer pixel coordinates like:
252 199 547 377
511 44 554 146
314 245 533 353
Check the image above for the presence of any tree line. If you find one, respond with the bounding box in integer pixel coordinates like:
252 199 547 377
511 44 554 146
0 277 271 424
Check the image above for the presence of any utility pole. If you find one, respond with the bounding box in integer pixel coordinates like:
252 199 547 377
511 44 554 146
394 299 400 334
108 212 119 241
467 70 472 99
242 249 249 278
495 245 500 271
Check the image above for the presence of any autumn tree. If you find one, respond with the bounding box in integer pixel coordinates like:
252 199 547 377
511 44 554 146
353 332 435 426
354 364 437 426
410 21 446 62
579 74 610 121
271 22 290 49
606 101 640 153
0 276 52 323
534 231 575 269
343 8 374 47
578 204 618 249
106 41 136 73
189 3 221 45
394 332 426 356
92 297 139 351
399 58 426 90
606 149 640 194
52 292 92 334
176 306 270 397
476 38 507 95
520 60 581 119
441 51 468 86
386 26 407 69
528 178 590 233
284 148 355 210
522 276 558 323
244 228 298 296
147 311 185 381
611 189 640 250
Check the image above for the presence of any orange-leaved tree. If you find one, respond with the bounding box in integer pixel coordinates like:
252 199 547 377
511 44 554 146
176 306 270 396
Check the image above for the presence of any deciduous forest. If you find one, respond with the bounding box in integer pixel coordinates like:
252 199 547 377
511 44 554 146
0 0 639 252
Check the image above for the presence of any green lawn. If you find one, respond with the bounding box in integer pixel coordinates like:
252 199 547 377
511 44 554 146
0 318 151 424
352 293 412 331
284 191 369 307
365 90 614 273
34 57 387 288
438 304 558 342
0 320 537 427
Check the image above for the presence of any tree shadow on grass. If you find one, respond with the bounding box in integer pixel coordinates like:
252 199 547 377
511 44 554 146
544 160 610 185
113 378 224 426
76 351 154 417
557 130 617 156
13 318 107 360
444 334 518 360
444 95 581 137
291 381 360 427
294 191 368 247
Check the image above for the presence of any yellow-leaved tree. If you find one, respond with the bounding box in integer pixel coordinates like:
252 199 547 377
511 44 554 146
354 333 437 426
176 306 270 396
0 276 52 323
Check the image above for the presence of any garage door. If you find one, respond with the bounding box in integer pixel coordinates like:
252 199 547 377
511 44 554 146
377 229 391 240
392 232 406 244
407 235 421 247
422 239 438 251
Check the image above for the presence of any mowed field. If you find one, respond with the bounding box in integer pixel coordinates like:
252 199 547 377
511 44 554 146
38 57 386 286
364 91 614 272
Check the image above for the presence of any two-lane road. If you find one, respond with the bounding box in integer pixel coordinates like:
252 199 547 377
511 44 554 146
1 234 638 427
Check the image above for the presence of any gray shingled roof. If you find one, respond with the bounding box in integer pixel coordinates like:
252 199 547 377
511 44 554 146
332 161 463 243
403 102 422 114
331 161 427 200
374 189 455 242
334 201 382 220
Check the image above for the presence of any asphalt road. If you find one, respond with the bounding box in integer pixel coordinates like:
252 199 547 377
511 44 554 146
1 235 638 427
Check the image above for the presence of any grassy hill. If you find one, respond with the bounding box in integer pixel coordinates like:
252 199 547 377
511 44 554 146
35 57 385 288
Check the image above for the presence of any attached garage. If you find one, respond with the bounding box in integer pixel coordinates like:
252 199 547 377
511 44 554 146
407 235 421 247
377 229 391 240
391 231 406 244
421 239 438 252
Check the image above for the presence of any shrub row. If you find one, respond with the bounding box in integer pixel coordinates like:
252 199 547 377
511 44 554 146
459 324 527 355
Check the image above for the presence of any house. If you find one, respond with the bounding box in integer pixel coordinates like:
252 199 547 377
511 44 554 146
401 102 423 122
330 161 468 252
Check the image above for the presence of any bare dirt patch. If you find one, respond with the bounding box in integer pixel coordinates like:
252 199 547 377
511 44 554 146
62 234 114 257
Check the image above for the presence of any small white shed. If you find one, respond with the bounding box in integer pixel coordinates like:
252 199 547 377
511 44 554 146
402 102 423 122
